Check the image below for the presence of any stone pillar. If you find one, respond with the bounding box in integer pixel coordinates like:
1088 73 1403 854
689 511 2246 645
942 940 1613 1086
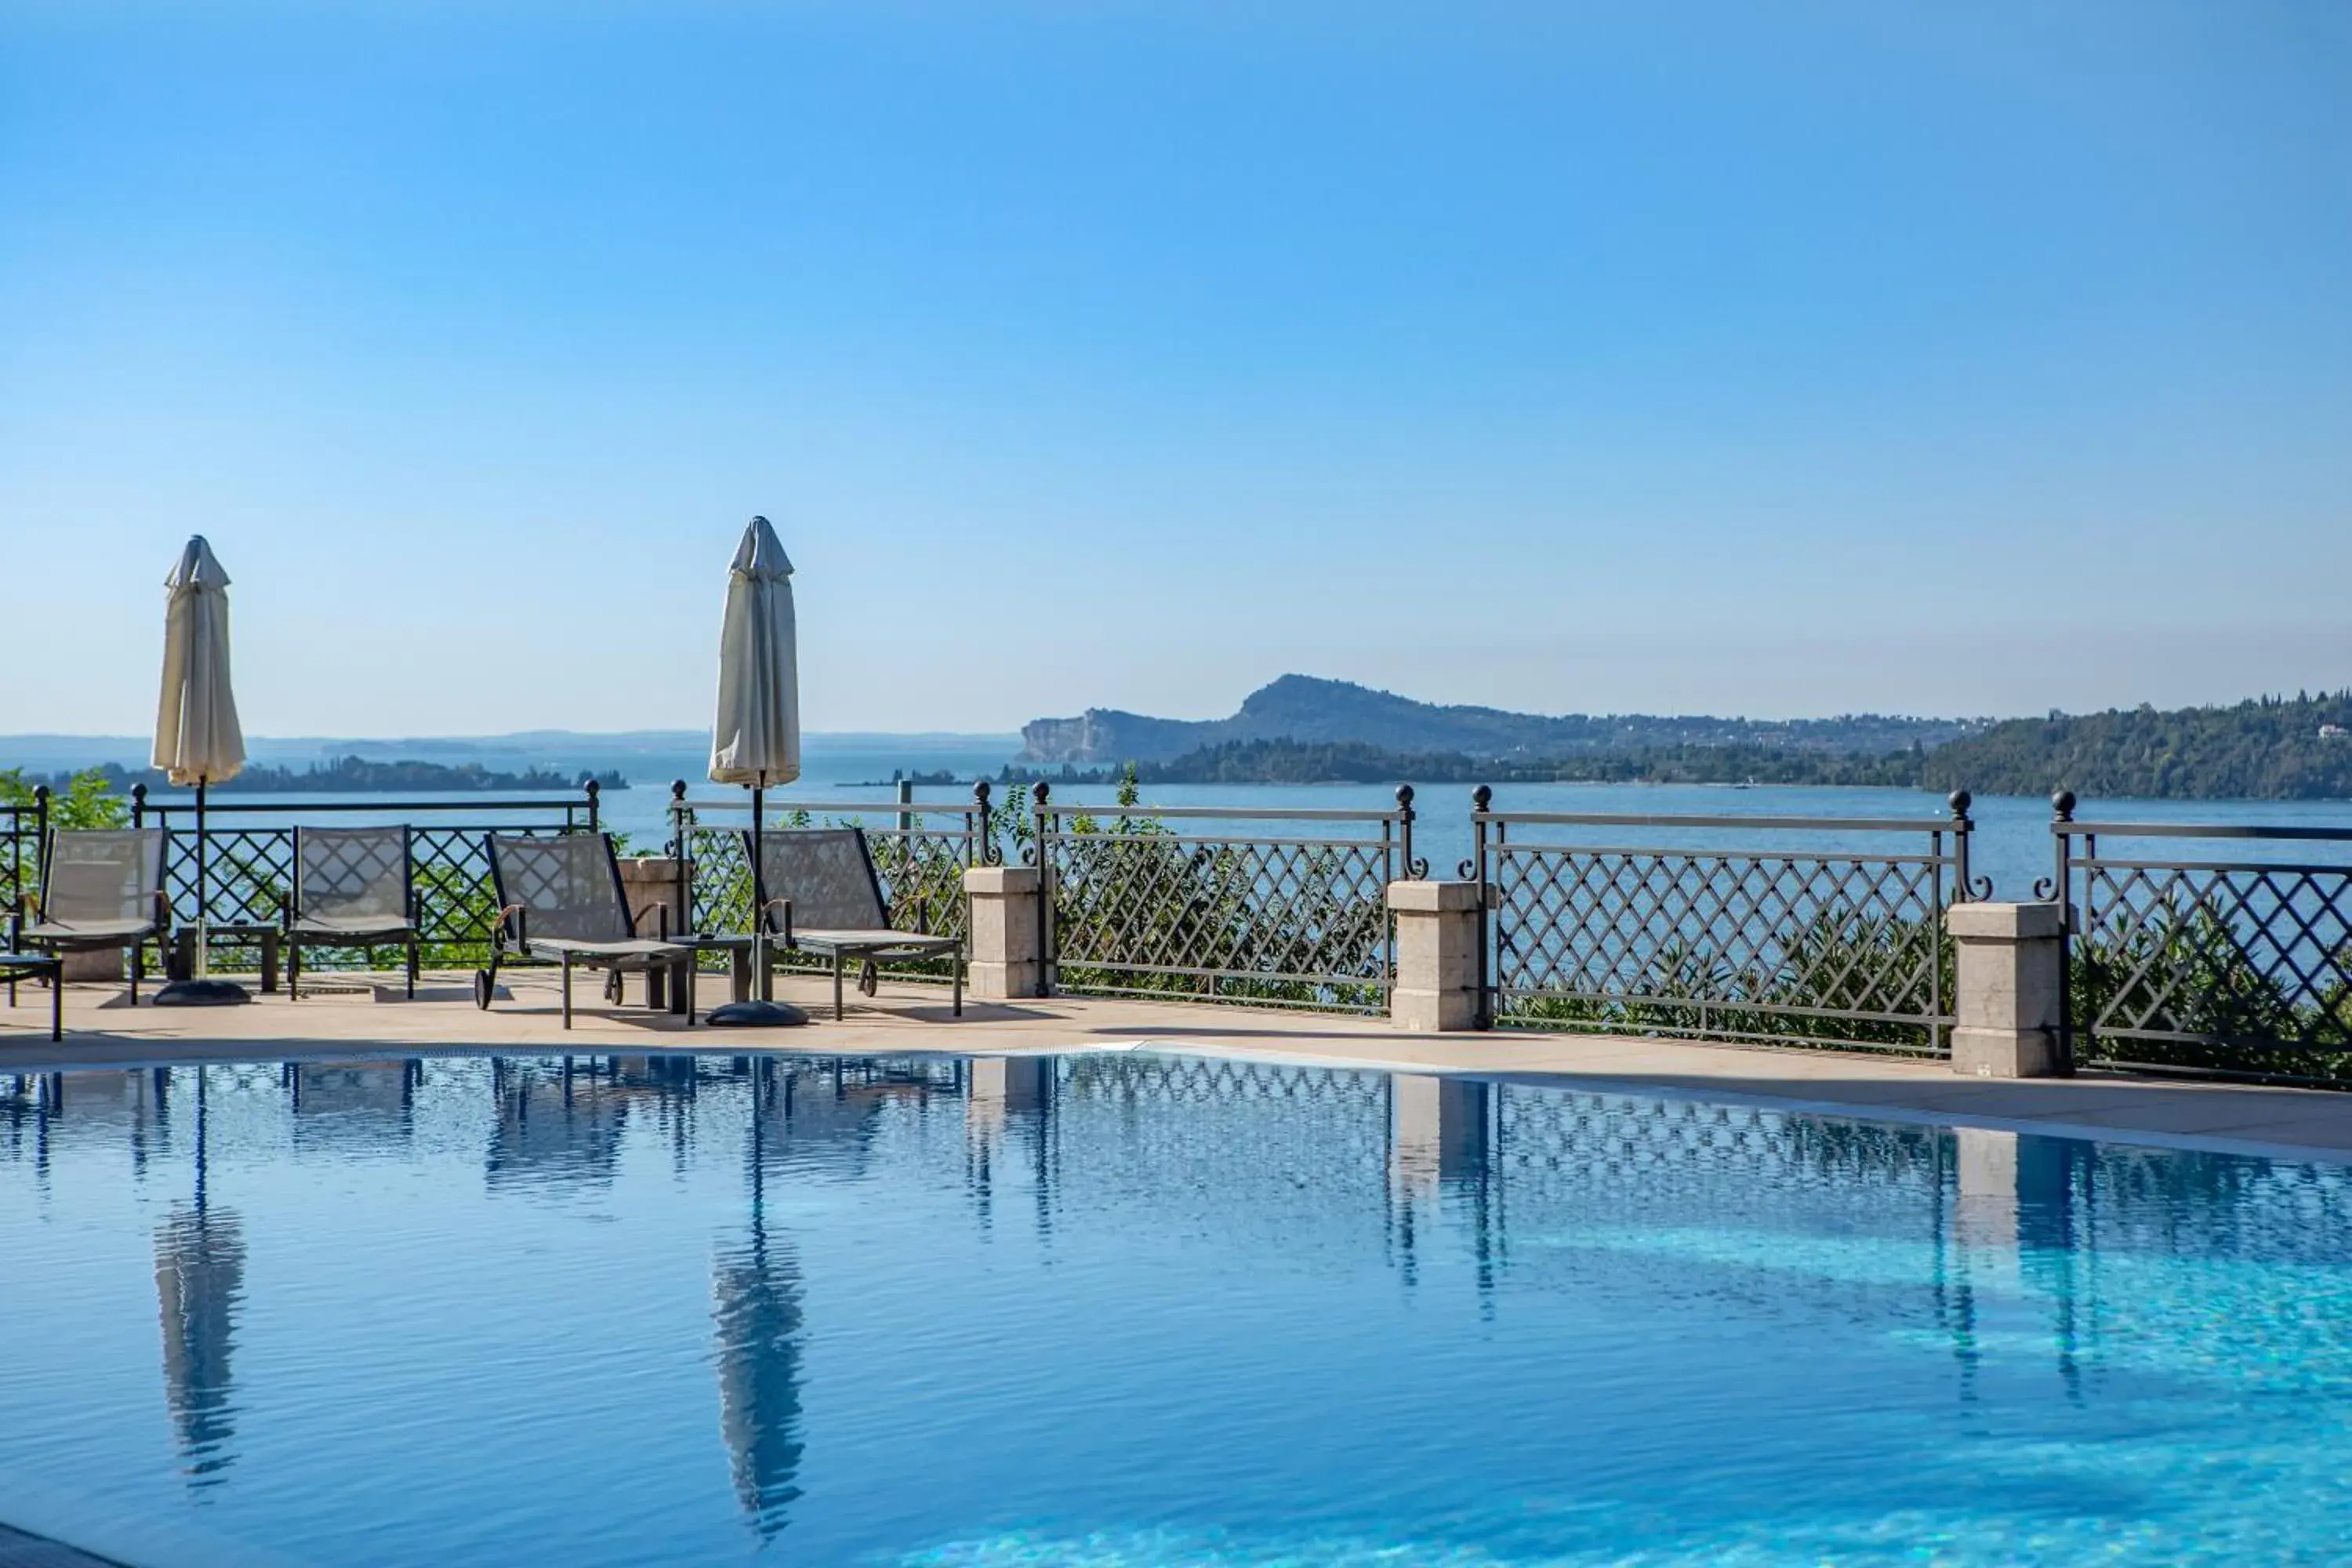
1947 901 2066 1078
963 865 1042 1000
615 857 688 1008
615 857 686 938
1386 880 1483 1031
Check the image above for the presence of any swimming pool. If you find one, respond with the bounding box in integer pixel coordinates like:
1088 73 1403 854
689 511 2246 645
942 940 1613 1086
2 1051 2349 1566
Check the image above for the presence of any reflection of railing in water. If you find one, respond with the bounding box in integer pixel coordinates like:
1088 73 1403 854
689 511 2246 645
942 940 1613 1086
15 1054 2352 1415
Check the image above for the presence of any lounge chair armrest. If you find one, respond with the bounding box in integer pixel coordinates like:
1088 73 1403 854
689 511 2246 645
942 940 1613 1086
154 888 172 933
626 900 670 938
281 888 296 935
493 902 528 948
757 896 792 947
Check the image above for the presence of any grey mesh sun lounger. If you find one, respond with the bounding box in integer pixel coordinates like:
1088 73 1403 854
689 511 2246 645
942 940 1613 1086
285 826 422 1000
18 828 170 1005
747 827 962 1022
478 833 696 1028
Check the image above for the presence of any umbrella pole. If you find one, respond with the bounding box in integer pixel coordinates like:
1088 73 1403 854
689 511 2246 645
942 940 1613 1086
751 782 768 1002
707 776 804 1028
155 779 248 1004
193 778 209 979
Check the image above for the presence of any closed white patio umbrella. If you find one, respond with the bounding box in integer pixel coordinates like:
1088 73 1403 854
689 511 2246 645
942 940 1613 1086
707 516 806 1027
153 535 250 1005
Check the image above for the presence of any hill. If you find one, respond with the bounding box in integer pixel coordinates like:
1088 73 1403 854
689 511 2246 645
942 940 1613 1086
1018 676 1979 764
18 757 630 795
1918 693 2352 799
1011 688 2352 799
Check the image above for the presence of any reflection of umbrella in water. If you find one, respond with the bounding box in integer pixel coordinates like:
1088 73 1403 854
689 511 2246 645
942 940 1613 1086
712 1065 805 1538
154 1065 244 1484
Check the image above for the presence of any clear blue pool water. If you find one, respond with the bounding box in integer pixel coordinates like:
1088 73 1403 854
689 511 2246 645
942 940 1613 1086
3 1051 2351 1566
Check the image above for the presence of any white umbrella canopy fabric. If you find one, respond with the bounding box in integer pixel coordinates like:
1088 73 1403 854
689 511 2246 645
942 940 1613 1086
153 536 246 788
710 516 800 789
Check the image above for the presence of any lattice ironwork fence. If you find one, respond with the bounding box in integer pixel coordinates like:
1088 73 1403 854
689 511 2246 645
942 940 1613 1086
1029 786 1416 1012
2046 797 2352 1082
1 799 39 920
1467 789 1983 1054
129 786 601 969
668 786 989 978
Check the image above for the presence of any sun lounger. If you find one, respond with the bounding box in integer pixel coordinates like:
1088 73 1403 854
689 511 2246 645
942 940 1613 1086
285 826 422 1000
479 832 695 1028
747 827 962 1021
17 828 170 1005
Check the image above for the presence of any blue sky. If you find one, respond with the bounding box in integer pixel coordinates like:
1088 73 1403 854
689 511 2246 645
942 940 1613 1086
3 1 2347 735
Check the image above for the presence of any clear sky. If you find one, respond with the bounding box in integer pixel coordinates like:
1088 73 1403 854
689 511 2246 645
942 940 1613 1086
3 1 2347 736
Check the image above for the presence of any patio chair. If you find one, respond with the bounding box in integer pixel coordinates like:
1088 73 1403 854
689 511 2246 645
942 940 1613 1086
478 833 696 1029
18 828 170 1005
285 826 422 1000
747 827 962 1022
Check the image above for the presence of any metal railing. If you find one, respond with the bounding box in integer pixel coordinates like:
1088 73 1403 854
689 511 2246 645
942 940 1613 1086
129 782 601 963
1465 788 1983 1054
1028 782 1417 1012
1 791 43 917
2045 793 2352 1082
666 782 990 975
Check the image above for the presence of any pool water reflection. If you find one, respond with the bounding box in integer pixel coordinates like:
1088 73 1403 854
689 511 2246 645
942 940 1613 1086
3 1052 2351 1565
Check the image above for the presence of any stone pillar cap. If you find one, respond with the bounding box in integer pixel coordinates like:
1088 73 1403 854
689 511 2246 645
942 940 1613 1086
1947 901 2065 941
965 864 1040 894
1386 880 1483 913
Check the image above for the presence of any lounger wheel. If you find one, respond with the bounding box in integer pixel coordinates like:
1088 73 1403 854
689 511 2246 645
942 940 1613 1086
858 959 879 997
604 970 623 1005
474 968 493 1010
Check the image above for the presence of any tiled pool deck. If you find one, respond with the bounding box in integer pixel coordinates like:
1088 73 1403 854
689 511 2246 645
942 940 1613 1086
7 971 2352 1165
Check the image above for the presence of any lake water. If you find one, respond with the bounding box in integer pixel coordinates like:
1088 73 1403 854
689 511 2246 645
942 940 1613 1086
5 1051 2352 1566
140 735 2352 907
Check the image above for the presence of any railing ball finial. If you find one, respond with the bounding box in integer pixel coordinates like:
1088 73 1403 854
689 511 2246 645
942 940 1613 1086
972 779 991 808
670 779 687 801
2053 789 2076 821
131 782 147 805
31 783 47 807
1032 781 1051 807
1947 789 1972 818
1472 784 1493 812
1394 783 1414 811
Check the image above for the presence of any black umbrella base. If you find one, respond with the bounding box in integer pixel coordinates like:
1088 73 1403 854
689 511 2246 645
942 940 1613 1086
153 978 252 1007
706 999 808 1029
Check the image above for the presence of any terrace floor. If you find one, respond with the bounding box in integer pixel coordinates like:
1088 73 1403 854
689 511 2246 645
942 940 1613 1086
5 970 2352 1164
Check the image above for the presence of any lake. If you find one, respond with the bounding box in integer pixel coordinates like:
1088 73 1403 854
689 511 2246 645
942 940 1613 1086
107 736 2352 906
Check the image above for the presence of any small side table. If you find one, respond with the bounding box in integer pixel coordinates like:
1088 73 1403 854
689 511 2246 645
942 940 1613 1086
667 934 758 1014
0 952 64 1042
170 924 283 993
